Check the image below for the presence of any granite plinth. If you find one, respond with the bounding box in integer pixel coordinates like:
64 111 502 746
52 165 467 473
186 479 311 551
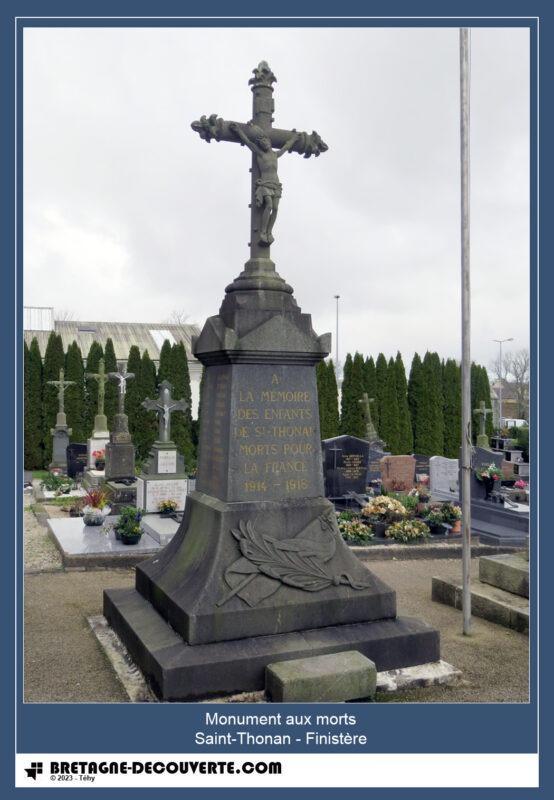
140 514 180 546
142 443 184 476
50 427 71 471
266 650 377 702
104 587 439 701
105 479 137 513
82 469 106 490
135 491 396 647
47 516 161 568
105 442 135 482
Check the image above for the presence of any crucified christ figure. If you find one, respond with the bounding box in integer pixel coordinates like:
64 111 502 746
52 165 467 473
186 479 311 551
229 122 298 246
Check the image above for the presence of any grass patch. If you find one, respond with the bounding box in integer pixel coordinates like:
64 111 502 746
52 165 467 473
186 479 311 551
43 496 79 507
32 470 50 480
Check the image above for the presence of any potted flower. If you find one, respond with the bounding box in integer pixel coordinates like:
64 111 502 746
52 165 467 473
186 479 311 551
69 498 85 518
511 479 529 503
338 516 374 545
385 519 430 544
158 499 178 517
92 449 105 471
422 505 447 536
82 488 111 526
362 496 407 537
475 463 503 499
114 506 143 545
441 502 462 533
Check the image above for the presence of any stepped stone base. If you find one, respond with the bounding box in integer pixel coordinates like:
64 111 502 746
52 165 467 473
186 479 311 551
479 553 529 598
104 587 439 701
432 575 529 634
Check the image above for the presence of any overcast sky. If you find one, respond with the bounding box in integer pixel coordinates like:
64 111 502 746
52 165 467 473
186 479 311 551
23 25 530 372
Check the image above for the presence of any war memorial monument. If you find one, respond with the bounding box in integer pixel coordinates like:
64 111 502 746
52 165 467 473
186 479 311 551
104 61 439 700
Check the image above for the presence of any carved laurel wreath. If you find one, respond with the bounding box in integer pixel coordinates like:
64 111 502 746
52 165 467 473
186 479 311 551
216 512 370 607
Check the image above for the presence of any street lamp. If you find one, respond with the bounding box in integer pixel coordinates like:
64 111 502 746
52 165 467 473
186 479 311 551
493 337 514 428
334 295 340 382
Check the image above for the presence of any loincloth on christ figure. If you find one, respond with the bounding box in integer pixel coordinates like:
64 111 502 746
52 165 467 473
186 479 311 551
255 178 283 207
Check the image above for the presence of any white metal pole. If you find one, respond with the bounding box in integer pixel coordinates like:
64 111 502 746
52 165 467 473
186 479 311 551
460 28 472 635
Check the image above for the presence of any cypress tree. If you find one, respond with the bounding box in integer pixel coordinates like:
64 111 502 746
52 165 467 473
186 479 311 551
64 341 86 442
374 353 388 434
84 341 104 436
415 351 444 455
124 345 143 443
103 337 118 430
316 361 327 437
480 366 495 438
134 350 157 460
157 339 173 384
24 339 44 469
170 342 195 471
42 332 66 465
364 356 376 401
339 352 365 438
408 352 423 448
394 351 413 454
325 360 340 438
443 358 462 457
380 358 400 453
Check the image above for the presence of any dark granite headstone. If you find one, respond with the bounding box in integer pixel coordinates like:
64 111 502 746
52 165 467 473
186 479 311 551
322 435 369 497
104 61 439 701
413 453 430 477
66 443 88 479
469 446 505 501
105 413 135 481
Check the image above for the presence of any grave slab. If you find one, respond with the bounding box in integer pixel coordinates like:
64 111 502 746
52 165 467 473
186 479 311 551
479 552 529 598
140 514 180 546
47 516 160 568
432 575 529 634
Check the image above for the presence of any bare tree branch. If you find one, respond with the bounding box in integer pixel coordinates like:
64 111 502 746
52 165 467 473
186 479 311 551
165 309 190 325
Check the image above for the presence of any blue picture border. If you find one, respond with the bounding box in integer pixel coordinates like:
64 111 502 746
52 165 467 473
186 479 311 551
2 1 549 797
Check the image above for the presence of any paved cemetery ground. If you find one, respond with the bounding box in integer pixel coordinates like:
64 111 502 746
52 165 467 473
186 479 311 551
23 507 528 703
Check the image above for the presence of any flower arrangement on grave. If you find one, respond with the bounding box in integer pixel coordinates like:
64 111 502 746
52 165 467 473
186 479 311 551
511 479 529 503
514 480 528 489
440 502 462 524
338 518 374 545
114 506 143 545
69 498 85 518
395 493 419 515
361 496 407 522
475 463 503 482
82 488 111 526
40 473 75 495
158 499 178 516
385 518 430 544
391 479 409 492
92 449 106 470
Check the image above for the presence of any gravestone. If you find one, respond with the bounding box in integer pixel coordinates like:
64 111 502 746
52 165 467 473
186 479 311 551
379 455 416 492
47 368 75 473
104 61 439 701
367 443 389 484
474 400 493 449
470 446 505 501
413 453 431 478
429 455 459 496
321 435 370 497
104 363 137 511
66 443 88 479
136 380 188 515
85 357 110 469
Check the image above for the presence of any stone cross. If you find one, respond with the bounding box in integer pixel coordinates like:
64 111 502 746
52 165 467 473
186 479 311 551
108 362 135 414
358 393 379 443
141 380 188 444
191 61 328 259
47 368 74 416
474 399 493 437
85 357 109 418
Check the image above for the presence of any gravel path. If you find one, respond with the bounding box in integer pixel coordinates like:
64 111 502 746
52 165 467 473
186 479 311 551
23 504 63 573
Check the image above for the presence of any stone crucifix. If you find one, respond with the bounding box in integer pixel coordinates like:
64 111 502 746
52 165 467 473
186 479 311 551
108 362 135 414
47 367 75 423
474 400 493 448
141 380 188 444
358 393 379 444
86 357 109 429
191 60 328 258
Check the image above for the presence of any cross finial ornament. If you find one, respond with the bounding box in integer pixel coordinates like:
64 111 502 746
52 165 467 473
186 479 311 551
191 61 328 261
108 362 135 414
47 367 75 415
474 399 493 447
86 357 109 418
141 380 188 443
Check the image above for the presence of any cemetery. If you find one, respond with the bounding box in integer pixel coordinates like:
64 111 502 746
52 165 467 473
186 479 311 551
22 58 530 706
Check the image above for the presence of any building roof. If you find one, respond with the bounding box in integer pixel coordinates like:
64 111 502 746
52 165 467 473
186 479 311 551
24 318 201 366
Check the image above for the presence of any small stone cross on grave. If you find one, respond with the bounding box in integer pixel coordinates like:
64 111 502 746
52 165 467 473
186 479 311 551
108 362 135 414
47 368 75 423
358 392 379 444
141 380 188 444
474 400 493 448
192 61 327 257
86 357 109 428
